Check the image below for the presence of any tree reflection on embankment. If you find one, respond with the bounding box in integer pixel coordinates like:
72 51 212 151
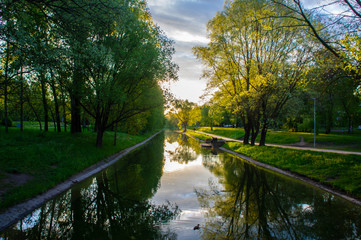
198 153 361 239
2 133 180 240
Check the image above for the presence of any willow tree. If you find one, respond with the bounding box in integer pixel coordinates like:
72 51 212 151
194 0 312 145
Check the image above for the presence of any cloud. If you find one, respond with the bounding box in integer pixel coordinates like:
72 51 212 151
148 0 224 103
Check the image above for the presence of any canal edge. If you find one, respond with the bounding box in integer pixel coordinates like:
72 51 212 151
180 131 361 206
0 130 162 232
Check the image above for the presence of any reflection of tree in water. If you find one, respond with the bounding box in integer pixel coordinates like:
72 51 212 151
197 153 361 239
2 133 180 239
165 133 202 164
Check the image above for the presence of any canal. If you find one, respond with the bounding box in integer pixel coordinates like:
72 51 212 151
1 131 361 239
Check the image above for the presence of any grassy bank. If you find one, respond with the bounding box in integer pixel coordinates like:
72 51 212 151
0 127 153 211
195 127 361 150
224 142 361 198
186 130 361 198
196 127 245 140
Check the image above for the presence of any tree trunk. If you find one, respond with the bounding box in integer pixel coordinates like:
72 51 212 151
95 111 108 148
20 68 24 132
250 124 260 146
325 93 333 134
40 73 49 132
62 90 67 132
183 122 187 132
249 114 259 146
71 95 82 133
113 122 118 146
28 98 42 131
348 117 352 134
50 76 61 132
240 114 250 145
259 124 268 146
4 41 10 133
70 66 83 133
96 127 105 148
50 108 56 131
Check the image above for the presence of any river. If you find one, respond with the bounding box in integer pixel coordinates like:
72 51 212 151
1 131 361 239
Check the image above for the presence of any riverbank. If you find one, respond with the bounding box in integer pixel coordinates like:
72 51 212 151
184 130 361 205
195 126 361 152
0 128 160 211
0 130 161 231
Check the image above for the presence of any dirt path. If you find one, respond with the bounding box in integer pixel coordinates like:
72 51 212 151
193 130 361 156
0 131 161 232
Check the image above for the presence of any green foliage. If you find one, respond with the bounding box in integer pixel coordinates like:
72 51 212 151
168 99 199 131
224 142 361 198
194 0 313 145
1 0 175 146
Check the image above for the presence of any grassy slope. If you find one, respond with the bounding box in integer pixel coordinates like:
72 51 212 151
197 127 245 140
196 127 361 149
224 142 361 198
0 127 152 211
186 130 361 198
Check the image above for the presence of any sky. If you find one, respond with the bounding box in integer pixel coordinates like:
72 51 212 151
147 0 225 104
147 0 343 104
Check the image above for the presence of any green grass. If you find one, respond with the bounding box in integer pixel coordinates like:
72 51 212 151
196 127 245 140
224 142 361 198
185 131 209 141
194 127 361 150
0 127 153 211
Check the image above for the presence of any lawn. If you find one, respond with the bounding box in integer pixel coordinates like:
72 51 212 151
186 130 361 199
224 142 361 198
0 126 153 211
194 127 361 150
196 127 245 140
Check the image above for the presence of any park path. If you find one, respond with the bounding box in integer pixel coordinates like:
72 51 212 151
192 130 361 156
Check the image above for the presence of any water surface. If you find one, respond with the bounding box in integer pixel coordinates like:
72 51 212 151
1 131 361 239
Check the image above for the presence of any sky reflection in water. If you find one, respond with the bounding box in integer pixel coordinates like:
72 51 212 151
2 132 361 239
151 140 220 239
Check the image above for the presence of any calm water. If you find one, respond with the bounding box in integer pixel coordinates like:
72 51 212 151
1 131 361 239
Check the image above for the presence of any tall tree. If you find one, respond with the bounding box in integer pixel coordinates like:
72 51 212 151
169 99 199 132
194 0 312 145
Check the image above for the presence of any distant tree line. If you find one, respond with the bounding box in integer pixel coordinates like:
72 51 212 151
0 0 177 147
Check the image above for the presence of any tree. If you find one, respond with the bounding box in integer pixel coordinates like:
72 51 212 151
169 99 199 132
194 0 312 145
1 0 177 146
271 0 361 80
76 2 176 147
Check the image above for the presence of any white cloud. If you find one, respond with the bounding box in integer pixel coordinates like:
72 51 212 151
148 0 224 104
